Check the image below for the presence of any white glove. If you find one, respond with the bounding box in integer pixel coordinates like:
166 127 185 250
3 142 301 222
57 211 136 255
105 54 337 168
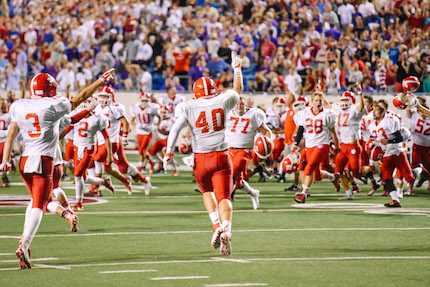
182 154 195 168
163 153 174 171
99 68 115 83
0 162 11 172
354 82 362 95
231 51 242 70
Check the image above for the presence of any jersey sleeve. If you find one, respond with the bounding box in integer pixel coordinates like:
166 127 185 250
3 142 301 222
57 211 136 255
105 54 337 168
325 110 336 129
223 90 240 111
253 109 266 128
98 115 109 130
45 97 72 122
174 102 186 119
113 104 126 120
9 102 17 122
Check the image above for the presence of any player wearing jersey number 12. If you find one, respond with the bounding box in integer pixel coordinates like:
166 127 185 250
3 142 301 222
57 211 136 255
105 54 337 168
163 52 242 256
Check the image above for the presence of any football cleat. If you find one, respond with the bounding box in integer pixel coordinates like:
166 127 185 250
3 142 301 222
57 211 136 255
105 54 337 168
220 232 232 256
211 226 223 249
73 203 84 212
249 188 260 210
15 245 31 269
352 184 361 194
144 177 152 196
124 177 132 195
294 193 306 204
64 211 79 233
346 190 353 200
103 176 115 194
384 200 401 208
332 178 341 193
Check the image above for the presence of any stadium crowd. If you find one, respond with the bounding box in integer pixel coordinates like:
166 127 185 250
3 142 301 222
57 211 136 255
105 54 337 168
1 0 430 94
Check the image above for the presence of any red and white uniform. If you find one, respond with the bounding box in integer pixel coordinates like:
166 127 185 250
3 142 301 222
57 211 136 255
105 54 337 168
332 104 365 177
169 90 239 201
148 117 175 156
0 112 11 160
295 107 336 176
227 108 266 188
266 108 285 161
368 115 414 184
130 103 159 155
408 111 430 172
10 97 71 210
72 113 108 177
161 95 185 114
359 111 374 165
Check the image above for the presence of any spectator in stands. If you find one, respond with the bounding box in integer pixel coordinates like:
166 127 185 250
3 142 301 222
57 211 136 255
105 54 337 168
56 63 75 91
283 67 302 95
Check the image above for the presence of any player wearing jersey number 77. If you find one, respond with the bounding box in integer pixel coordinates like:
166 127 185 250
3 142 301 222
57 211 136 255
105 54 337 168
163 51 242 256
0 68 115 269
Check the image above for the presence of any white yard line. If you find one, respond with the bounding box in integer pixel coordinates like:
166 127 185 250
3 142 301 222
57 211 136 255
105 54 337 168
99 269 157 274
1 256 426 272
34 264 71 270
0 253 13 256
0 257 58 263
1 227 429 240
205 284 268 287
150 275 209 281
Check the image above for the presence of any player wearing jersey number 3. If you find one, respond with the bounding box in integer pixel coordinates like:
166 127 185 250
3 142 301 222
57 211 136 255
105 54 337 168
0 69 115 269
163 52 242 256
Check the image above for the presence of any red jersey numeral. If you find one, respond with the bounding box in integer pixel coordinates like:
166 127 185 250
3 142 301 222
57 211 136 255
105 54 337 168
415 119 430 136
372 128 388 140
305 118 323 134
196 109 225 134
338 113 350 127
0 119 6 130
138 113 150 124
230 117 251 134
25 113 41 138
78 121 89 138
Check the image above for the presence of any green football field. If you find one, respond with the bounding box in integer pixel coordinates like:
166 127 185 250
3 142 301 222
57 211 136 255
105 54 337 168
0 153 430 287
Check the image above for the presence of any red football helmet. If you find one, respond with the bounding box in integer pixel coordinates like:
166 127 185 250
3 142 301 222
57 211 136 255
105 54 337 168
293 96 307 112
28 73 59 98
392 93 407 110
253 134 273 159
368 142 384 161
97 86 115 106
402 76 420 93
193 77 217 99
179 143 192 154
339 91 356 110
281 151 300 174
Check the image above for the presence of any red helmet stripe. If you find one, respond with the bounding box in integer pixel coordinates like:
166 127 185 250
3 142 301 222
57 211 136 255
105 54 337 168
202 77 208 97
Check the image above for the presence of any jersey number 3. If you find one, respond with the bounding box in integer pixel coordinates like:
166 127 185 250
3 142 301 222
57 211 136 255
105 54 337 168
26 113 42 138
196 109 225 134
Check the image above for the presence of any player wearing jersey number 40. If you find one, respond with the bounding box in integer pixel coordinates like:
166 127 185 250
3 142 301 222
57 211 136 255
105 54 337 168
0 69 115 269
163 52 243 256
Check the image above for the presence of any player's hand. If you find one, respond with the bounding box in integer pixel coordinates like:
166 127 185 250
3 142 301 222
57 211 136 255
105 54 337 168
99 68 115 83
163 153 174 171
231 51 242 69
354 82 362 95
0 162 11 172
122 137 129 147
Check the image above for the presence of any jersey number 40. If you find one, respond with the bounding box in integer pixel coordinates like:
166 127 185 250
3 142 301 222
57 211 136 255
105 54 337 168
196 109 225 134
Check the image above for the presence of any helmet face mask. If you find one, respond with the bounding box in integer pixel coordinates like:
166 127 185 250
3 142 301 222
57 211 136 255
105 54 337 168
98 94 111 107
340 98 351 110
140 99 149 108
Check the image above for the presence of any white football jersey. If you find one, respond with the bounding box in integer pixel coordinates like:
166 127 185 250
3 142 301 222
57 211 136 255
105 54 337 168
175 90 239 153
10 97 71 157
409 111 430 147
368 115 403 157
226 108 266 148
130 103 160 135
95 103 125 144
332 104 365 144
360 111 374 141
266 108 285 139
73 114 108 149
0 112 11 142
157 118 174 139
161 95 185 114
294 107 336 148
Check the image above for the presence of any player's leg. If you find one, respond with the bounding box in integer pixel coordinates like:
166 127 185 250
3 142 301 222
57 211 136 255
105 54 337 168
381 155 401 207
397 151 415 196
73 148 94 211
335 149 351 198
412 144 430 188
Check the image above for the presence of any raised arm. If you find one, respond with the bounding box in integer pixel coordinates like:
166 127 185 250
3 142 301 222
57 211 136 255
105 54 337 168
231 51 243 94
70 69 115 110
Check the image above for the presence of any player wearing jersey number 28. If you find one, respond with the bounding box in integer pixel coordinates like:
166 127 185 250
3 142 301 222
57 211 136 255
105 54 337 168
163 52 243 256
0 69 115 269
